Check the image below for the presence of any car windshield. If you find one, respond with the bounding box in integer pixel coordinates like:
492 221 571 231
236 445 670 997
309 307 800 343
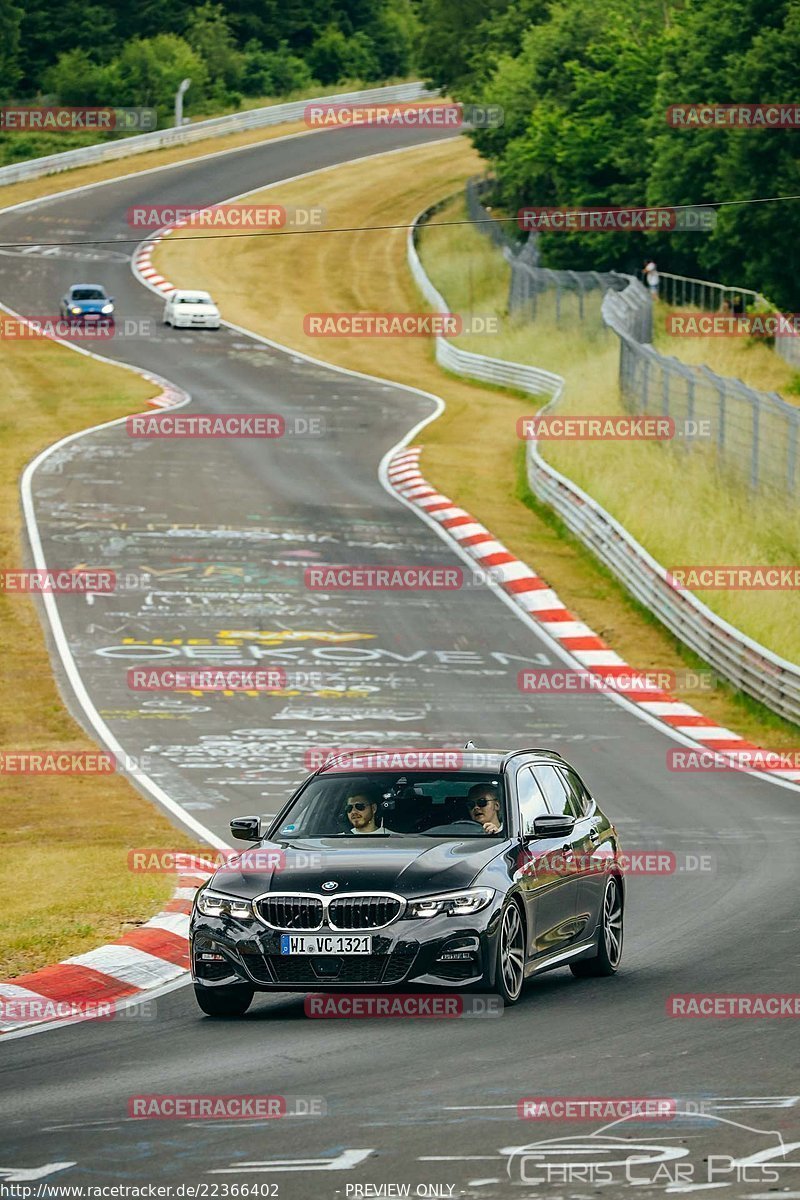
272 771 507 839
177 294 212 305
71 288 105 300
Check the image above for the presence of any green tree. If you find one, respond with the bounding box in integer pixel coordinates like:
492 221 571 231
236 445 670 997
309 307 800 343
42 48 113 105
108 35 208 118
241 39 314 95
0 0 24 99
185 2 245 94
366 1 420 77
473 0 668 271
416 0 501 90
308 23 379 83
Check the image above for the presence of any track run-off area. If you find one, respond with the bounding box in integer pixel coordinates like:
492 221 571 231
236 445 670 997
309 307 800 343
0 122 798 1196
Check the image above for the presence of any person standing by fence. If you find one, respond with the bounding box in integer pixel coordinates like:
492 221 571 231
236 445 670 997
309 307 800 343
644 260 659 298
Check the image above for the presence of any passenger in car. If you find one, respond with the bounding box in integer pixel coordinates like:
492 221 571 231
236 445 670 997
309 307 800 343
466 784 503 834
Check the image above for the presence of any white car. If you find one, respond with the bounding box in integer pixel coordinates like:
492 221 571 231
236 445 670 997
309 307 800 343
163 290 221 329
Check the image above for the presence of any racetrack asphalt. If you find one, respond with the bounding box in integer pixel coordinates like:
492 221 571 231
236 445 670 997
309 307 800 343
0 123 798 1195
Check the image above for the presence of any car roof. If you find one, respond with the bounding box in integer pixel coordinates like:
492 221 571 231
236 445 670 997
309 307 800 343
313 748 566 776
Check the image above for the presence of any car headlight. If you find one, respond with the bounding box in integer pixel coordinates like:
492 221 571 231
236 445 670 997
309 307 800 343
406 887 495 919
195 888 254 920
101 303 114 314
69 306 82 315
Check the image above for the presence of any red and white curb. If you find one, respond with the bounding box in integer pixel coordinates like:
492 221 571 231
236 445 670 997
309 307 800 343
148 381 184 410
131 239 188 409
134 239 178 298
386 447 800 785
0 869 213 1034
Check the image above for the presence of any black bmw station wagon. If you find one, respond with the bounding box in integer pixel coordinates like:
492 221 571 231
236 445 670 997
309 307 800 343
190 748 625 1016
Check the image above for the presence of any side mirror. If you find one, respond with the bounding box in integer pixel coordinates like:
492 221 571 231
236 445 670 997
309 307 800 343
531 814 576 840
230 815 261 842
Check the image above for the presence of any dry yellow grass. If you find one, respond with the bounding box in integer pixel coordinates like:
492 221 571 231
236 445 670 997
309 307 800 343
156 138 800 746
653 300 799 399
420 197 800 667
0 337 206 978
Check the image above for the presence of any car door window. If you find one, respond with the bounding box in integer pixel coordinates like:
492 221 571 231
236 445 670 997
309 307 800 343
557 766 593 817
516 766 550 834
532 764 579 817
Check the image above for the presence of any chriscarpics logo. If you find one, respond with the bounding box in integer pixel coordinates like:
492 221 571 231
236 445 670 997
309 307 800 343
504 1110 798 1188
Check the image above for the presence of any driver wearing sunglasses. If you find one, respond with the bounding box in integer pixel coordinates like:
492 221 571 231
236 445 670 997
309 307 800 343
466 783 503 834
343 782 382 835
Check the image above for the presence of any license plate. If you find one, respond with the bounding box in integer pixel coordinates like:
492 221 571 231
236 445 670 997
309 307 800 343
279 934 372 955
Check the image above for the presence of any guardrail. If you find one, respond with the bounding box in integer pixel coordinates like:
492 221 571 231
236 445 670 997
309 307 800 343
0 82 430 187
407 202 563 401
477 183 800 500
408 202 800 724
657 271 768 312
658 271 800 369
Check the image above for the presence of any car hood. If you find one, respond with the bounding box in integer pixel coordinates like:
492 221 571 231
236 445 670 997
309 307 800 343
209 837 508 899
69 300 109 312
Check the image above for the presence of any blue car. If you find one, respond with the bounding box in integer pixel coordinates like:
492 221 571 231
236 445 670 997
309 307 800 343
59 283 115 323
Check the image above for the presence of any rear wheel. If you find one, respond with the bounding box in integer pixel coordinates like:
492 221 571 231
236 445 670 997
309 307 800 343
194 983 254 1017
570 876 623 977
494 901 525 1004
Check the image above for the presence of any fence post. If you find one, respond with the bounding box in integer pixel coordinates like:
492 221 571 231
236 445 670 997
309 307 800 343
751 394 760 491
788 410 799 495
642 356 650 412
663 359 671 421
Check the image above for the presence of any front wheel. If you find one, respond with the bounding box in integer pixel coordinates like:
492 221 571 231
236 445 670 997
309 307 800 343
194 983 254 1017
570 876 623 977
494 901 525 1004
